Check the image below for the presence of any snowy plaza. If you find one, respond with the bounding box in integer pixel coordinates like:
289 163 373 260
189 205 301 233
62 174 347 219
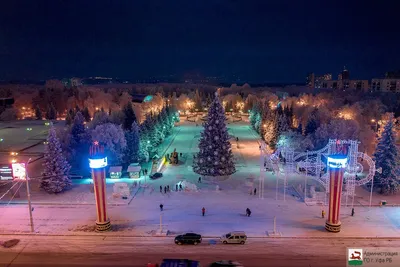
1 118 400 238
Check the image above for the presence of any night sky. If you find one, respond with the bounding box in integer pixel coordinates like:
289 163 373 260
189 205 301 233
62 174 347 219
0 0 399 82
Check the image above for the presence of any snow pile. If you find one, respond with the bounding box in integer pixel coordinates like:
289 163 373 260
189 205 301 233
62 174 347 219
178 180 198 192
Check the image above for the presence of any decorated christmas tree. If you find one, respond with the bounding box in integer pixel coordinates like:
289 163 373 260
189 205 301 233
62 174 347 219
193 93 236 176
41 127 72 193
373 114 400 194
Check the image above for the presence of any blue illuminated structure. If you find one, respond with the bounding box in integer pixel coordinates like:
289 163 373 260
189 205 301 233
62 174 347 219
89 157 108 169
327 155 348 169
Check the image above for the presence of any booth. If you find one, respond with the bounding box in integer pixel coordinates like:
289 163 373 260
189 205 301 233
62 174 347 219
128 164 141 179
109 166 122 179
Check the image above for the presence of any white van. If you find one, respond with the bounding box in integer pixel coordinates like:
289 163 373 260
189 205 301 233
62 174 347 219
220 231 247 244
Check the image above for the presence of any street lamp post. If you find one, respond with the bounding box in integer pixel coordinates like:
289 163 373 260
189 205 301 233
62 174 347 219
25 158 34 232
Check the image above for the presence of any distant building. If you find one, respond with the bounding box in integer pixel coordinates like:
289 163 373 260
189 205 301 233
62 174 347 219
0 97 14 109
385 71 400 79
340 67 350 80
61 77 82 88
321 80 368 91
306 73 315 88
371 78 400 93
313 73 332 89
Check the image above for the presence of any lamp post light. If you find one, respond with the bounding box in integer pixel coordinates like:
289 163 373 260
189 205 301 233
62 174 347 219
371 119 378 132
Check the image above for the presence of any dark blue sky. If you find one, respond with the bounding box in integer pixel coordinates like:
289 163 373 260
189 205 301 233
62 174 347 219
0 0 399 82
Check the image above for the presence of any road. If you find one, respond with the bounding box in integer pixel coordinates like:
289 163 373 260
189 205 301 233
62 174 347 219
1 235 400 267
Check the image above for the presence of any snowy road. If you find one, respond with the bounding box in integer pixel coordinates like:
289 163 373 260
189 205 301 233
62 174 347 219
1 235 400 267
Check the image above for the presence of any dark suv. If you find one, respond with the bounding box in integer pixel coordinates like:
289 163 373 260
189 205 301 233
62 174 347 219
174 233 202 245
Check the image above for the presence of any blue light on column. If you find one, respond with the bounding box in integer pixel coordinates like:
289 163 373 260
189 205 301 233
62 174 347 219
327 155 348 169
89 157 108 169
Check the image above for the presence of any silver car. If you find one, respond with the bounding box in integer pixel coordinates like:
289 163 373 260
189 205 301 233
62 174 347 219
220 231 247 244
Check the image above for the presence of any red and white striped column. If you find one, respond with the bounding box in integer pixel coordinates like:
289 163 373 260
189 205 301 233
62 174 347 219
325 155 347 233
89 142 111 232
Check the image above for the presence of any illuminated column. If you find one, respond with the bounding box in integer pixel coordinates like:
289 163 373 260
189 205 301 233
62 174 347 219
89 141 111 232
325 155 348 233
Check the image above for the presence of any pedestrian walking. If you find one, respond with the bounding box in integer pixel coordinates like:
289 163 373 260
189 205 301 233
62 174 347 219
180 152 182 157
176 184 178 191
179 184 183 191
322 209 325 218
202 207 205 216
160 185 162 193
236 137 239 142
351 208 355 216
167 185 170 192
159 204 163 211
254 188 257 195
164 186 167 194
198 177 201 183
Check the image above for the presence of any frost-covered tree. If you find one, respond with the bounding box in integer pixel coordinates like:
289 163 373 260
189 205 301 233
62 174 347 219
65 109 75 125
122 102 136 130
41 127 72 193
193 93 236 176
194 89 203 111
124 121 140 164
89 110 109 129
35 105 42 120
46 103 57 120
82 107 91 122
277 130 313 151
91 123 127 165
69 111 89 171
373 114 400 194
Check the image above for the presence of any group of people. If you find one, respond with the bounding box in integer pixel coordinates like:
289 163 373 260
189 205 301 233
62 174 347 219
160 184 183 193
141 169 149 176
158 205 252 217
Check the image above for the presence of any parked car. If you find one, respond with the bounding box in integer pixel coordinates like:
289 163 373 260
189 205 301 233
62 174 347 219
220 231 247 244
174 233 202 245
209 260 243 267
161 259 201 267
150 172 163 179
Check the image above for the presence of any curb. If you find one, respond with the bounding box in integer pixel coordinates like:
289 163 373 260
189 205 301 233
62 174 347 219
1 232 400 240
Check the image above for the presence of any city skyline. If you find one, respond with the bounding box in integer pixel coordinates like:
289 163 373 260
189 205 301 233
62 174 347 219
0 0 399 82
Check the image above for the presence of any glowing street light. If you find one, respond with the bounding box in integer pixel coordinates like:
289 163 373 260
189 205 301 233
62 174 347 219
10 152 18 156
11 158 17 163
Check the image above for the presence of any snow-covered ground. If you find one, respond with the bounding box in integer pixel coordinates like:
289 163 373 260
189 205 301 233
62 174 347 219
1 120 400 238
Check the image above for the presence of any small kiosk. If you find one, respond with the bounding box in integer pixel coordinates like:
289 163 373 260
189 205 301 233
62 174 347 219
128 164 141 179
109 166 122 179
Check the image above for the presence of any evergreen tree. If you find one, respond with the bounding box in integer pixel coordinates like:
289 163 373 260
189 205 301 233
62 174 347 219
249 102 261 129
65 109 75 125
263 109 279 150
373 114 400 194
70 111 88 171
123 121 140 165
41 127 72 193
139 123 150 162
82 107 91 122
35 105 42 120
193 93 236 176
305 116 318 136
194 89 202 111
122 102 137 130
46 103 57 120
